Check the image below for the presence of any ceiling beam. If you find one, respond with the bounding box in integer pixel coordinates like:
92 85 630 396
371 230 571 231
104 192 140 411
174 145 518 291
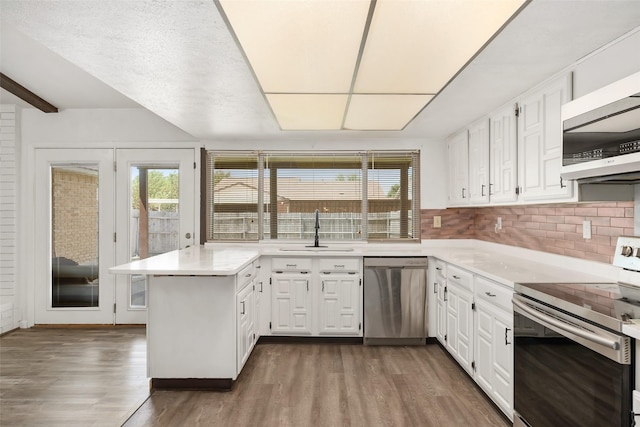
0 72 58 113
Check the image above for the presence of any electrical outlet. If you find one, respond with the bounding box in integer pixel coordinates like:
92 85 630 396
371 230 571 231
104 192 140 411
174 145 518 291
433 216 441 228
583 220 592 239
497 217 502 230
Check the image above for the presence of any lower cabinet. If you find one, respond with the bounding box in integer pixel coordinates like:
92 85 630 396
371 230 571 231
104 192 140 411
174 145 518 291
147 259 260 383
236 281 256 372
318 273 360 335
445 266 474 375
268 257 362 337
434 260 447 345
433 258 514 421
271 272 312 334
474 297 513 418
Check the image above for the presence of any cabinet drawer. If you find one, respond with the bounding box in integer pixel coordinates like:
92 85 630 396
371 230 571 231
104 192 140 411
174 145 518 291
318 258 360 273
271 258 312 272
237 262 255 291
475 275 512 311
447 265 473 292
433 258 446 278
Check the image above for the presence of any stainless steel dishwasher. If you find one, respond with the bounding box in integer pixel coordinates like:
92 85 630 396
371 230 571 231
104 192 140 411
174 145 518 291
363 257 428 345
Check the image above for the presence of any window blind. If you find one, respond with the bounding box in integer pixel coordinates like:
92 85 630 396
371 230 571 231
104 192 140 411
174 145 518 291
205 150 420 242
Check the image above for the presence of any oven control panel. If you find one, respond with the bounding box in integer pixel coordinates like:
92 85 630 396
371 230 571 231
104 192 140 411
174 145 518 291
614 236 640 272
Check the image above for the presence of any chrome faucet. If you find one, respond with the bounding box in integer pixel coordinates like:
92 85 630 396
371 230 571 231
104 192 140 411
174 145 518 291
313 209 320 248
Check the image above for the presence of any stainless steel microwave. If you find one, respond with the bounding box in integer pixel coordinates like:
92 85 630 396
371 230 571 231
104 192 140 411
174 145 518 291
561 71 640 183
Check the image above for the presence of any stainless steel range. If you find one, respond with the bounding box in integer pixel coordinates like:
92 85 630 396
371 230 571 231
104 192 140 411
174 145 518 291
513 236 640 427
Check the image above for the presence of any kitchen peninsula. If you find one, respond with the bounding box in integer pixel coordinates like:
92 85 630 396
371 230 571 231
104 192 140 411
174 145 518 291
111 246 260 390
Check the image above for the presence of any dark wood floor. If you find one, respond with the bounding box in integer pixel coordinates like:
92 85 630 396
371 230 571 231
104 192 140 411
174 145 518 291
125 342 510 427
0 327 149 427
1 328 509 427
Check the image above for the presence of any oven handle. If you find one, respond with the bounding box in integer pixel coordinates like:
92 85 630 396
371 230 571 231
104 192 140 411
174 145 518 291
512 297 620 350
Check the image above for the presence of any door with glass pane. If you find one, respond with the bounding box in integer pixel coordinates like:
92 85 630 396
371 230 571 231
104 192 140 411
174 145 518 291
114 149 195 324
34 149 115 324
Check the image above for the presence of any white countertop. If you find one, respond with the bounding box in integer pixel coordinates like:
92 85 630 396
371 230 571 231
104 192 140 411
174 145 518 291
109 246 260 275
111 239 618 289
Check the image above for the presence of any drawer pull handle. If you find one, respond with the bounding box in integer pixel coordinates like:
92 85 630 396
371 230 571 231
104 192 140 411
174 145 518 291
245 273 252 277
241 301 245 315
452 275 460 280
435 267 442 271
434 282 438 294
485 292 496 297
505 328 511 345
322 281 325 292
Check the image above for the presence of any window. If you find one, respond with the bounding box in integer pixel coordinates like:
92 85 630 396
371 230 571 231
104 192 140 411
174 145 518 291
205 150 419 242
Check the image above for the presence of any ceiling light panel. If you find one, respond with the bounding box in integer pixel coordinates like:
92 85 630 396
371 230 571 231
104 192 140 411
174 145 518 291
219 0 371 93
354 0 526 94
344 94 433 130
266 94 349 130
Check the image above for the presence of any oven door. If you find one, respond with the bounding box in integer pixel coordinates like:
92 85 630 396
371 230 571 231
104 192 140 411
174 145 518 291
513 295 632 427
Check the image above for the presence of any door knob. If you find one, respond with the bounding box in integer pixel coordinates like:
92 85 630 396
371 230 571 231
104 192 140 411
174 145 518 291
185 232 191 239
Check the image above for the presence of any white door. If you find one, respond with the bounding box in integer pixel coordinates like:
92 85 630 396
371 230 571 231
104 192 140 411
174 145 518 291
517 74 573 202
489 104 518 203
318 274 360 335
114 149 195 324
34 149 115 324
271 273 312 334
468 119 490 204
447 130 469 205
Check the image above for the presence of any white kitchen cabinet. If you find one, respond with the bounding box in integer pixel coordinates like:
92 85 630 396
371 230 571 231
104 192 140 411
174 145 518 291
318 273 360 335
269 257 362 337
489 104 518 203
236 281 255 372
146 259 260 384
517 73 574 202
445 265 474 374
433 259 447 345
468 119 490 204
473 275 514 420
448 130 470 206
271 272 312 334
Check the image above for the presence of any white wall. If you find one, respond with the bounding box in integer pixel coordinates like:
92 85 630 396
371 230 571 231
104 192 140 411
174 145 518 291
22 108 197 146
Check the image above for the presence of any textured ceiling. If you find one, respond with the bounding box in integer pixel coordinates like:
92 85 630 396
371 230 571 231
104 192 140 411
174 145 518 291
1 0 640 142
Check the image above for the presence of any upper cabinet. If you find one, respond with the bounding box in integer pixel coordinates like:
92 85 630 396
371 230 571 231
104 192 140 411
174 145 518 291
448 130 470 206
447 72 576 207
468 119 490 205
489 104 518 204
448 119 490 206
517 74 574 202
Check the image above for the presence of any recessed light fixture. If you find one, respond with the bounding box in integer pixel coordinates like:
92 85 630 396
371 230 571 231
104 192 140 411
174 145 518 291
217 0 527 131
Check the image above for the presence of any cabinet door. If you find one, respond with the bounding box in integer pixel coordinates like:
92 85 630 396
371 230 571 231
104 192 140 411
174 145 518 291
318 274 361 335
489 104 518 203
492 309 513 418
435 281 447 345
448 130 470 205
237 283 254 372
468 119 490 204
271 273 312 334
518 74 573 202
473 297 513 420
474 302 494 394
446 282 474 374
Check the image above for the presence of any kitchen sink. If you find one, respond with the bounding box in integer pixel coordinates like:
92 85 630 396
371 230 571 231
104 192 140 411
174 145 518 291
278 246 354 252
